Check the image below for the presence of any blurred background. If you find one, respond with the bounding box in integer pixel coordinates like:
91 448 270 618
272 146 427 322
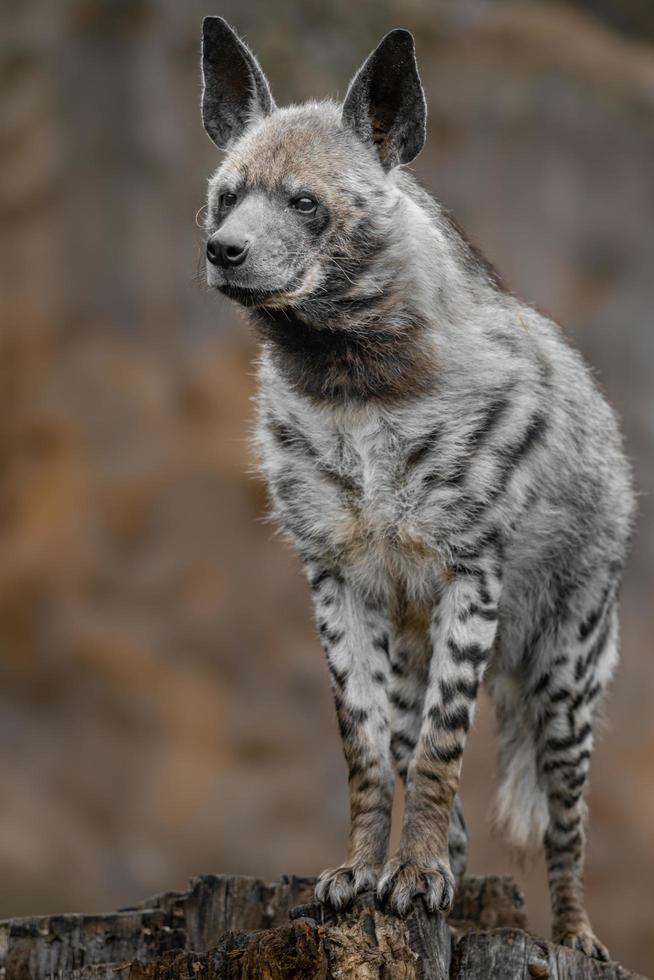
1 0 653 973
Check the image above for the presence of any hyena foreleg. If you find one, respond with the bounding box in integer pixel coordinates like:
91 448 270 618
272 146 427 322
388 608 468 881
379 559 500 914
308 564 395 908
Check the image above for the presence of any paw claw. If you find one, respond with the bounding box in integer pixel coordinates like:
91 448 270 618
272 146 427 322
377 855 455 916
556 929 609 961
315 863 379 909
438 891 452 913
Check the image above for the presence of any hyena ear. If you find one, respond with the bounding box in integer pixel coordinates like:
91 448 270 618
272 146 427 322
342 29 426 170
201 17 275 151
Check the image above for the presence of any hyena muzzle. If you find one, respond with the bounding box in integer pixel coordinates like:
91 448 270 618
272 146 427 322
199 16 635 961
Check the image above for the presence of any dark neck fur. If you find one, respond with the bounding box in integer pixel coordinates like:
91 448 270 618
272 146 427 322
252 306 436 404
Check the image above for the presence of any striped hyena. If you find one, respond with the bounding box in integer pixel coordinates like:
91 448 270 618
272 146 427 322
200 17 635 960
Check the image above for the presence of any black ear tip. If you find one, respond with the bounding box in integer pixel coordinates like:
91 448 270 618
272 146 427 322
381 28 416 52
202 15 235 41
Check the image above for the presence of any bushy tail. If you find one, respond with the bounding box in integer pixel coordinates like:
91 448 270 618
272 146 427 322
489 677 549 859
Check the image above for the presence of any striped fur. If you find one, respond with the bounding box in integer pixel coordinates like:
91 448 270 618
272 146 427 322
201 20 636 961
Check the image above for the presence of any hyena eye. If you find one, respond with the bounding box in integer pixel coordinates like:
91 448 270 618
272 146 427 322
290 196 317 214
220 192 238 208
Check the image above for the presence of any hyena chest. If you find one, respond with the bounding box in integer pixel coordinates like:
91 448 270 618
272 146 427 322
283 419 448 591
330 498 445 593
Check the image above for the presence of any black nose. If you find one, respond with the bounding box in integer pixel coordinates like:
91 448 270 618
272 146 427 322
206 235 250 268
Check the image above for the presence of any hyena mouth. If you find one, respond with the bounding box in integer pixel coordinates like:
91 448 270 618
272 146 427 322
218 283 288 307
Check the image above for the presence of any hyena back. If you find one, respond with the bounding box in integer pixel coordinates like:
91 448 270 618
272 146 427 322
200 17 635 960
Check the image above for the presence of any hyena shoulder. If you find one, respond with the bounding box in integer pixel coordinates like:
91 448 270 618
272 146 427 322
255 307 631 602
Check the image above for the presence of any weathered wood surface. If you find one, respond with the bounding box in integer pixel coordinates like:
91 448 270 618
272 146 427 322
0 874 646 980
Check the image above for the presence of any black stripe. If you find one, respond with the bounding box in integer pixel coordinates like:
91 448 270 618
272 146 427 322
547 830 583 853
574 617 612 682
493 411 549 493
429 703 471 733
545 722 592 754
319 622 344 646
548 790 583 810
353 778 377 795
453 530 504 565
391 732 417 753
440 677 479 705
447 638 488 666
268 416 317 459
532 672 551 696
406 424 443 469
568 690 584 715
310 569 330 591
337 704 368 728
318 464 360 497
552 902 584 919
564 771 587 792
310 568 344 591
328 663 349 690
458 603 499 624
469 398 513 450
414 764 446 784
578 583 614 641
427 741 464 764
542 749 591 774
583 681 602 705
552 816 581 834
445 397 512 486
449 565 494 607
478 581 495 606
373 635 390 657
390 691 417 713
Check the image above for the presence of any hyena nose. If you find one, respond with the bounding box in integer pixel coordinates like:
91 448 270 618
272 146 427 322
206 234 250 268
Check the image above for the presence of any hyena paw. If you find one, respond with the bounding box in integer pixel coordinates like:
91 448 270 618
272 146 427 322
377 855 455 916
315 862 380 910
554 927 609 961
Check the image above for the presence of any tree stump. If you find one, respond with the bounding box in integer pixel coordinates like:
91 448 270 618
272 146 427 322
0 874 647 980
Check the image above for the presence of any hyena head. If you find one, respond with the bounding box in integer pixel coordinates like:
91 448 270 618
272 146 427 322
200 17 427 318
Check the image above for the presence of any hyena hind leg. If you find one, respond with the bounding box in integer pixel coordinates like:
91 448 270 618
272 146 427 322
533 611 619 962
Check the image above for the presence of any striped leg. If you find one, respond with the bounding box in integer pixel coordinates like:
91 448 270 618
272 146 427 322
388 605 430 781
379 559 500 914
308 565 395 909
388 606 468 881
448 795 468 882
535 607 618 961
